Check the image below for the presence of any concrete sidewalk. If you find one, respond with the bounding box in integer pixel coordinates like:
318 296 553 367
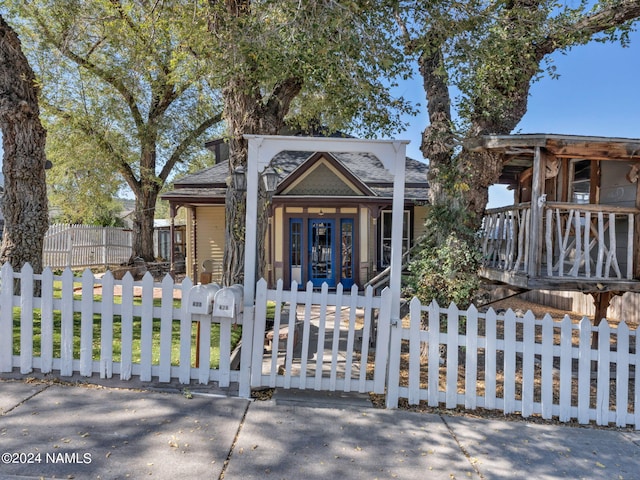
1 379 639 480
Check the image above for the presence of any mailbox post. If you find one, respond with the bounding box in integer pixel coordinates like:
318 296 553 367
187 283 220 370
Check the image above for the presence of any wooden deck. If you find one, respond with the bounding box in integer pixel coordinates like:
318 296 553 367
481 202 640 293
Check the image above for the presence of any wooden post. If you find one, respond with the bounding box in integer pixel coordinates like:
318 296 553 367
169 204 176 277
527 147 546 277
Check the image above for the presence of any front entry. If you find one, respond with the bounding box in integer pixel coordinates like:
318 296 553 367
289 217 354 288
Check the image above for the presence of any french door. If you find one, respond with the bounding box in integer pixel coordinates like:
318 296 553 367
289 217 354 288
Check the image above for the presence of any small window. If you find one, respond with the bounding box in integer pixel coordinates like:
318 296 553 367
569 159 591 204
380 210 410 267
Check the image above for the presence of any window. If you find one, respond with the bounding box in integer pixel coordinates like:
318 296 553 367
290 219 303 283
380 210 410 267
569 159 591 204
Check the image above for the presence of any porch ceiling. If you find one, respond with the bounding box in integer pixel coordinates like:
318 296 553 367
467 134 640 185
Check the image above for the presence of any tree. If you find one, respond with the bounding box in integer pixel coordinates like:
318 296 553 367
6 0 224 261
398 0 640 307
0 14 48 273
190 0 414 285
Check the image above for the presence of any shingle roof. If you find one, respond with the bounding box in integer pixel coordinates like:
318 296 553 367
164 150 429 201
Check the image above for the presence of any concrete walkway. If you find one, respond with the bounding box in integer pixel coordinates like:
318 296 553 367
1 379 639 480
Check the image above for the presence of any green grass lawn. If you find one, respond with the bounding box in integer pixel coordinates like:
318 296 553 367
11 281 242 369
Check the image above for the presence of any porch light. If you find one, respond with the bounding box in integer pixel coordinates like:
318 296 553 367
261 165 279 193
232 165 246 191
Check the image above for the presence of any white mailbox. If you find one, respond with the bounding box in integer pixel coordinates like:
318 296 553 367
212 284 244 323
188 283 220 314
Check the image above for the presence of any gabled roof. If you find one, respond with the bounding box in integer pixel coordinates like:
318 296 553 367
162 147 429 204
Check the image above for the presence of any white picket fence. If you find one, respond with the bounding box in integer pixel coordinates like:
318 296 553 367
43 224 132 269
0 263 239 387
2 262 638 428
386 298 639 429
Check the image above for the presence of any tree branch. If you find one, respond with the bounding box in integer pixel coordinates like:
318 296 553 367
31 13 146 131
159 112 224 182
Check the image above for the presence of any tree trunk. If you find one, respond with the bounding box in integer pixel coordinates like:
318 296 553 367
0 15 49 274
129 140 160 263
130 188 159 263
221 75 301 286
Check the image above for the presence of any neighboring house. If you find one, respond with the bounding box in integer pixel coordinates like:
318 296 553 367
473 134 640 320
0 184 4 237
161 138 430 288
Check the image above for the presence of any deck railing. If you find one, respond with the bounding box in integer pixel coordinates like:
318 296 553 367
482 202 639 280
543 202 638 280
481 203 531 273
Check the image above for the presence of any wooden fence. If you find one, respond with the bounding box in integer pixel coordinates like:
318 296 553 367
43 224 132 269
2 262 639 428
387 297 639 429
250 278 390 394
0 263 239 387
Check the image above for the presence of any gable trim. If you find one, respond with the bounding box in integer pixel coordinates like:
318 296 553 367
278 152 375 196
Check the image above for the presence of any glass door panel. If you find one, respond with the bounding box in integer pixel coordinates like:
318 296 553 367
340 219 354 288
309 219 335 287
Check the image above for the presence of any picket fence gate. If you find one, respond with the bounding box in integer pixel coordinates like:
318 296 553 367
1 263 639 429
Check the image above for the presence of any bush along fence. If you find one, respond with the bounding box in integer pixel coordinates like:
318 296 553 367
0 263 241 387
386 297 639 429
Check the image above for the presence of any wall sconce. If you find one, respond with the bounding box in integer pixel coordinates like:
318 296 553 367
262 165 279 193
232 165 246 191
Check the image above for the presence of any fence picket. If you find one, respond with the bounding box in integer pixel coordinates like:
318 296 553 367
373 288 391 395
358 286 374 393
40 268 54 374
284 282 299 389
577 317 592 424
596 320 611 425
139 273 155 382
218 319 232 388
446 303 459 409
521 311 535 417
251 279 268 387
427 301 441 407
120 273 134 381
314 283 329 391
100 271 114 379
179 277 193 385
503 309 516 414
60 268 74 376
20 264 34 375
408 297 422 406
0 263 13 372
616 321 630 427
465 305 478 410
540 314 554 419
299 281 314 390
484 308 497 410
158 275 174 383
80 269 94 376
270 279 285 388
559 315 573 422
329 284 344 391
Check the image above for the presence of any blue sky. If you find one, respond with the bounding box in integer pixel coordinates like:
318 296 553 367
1 30 639 209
